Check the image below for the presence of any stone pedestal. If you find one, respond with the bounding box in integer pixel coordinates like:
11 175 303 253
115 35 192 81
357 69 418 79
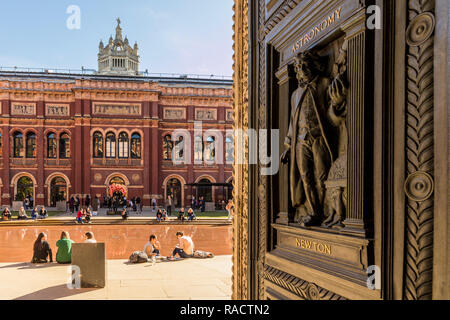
71 243 106 288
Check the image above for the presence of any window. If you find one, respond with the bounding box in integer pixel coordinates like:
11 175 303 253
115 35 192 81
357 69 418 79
205 136 215 161
163 135 173 160
194 136 203 162
26 132 36 158
174 136 185 160
105 132 116 158
59 133 70 159
131 133 141 159
109 176 125 185
13 132 24 158
118 132 129 158
0 132 2 158
225 136 234 163
93 132 104 158
47 133 57 158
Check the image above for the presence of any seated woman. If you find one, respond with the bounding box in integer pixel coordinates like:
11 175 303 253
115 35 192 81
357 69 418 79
38 206 48 219
177 208 186 221
17 207 29 220
84 208 92 224
161 209 168 221
56 231 74 264
121 208 129 220
2 208 12 221
156 209 163 222
84 232 97 243
187 208 196 221
31 232 53 263
31 207 38 220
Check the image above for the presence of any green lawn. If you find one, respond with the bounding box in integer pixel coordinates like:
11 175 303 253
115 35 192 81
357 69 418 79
194 211 229 218
9 211 65 219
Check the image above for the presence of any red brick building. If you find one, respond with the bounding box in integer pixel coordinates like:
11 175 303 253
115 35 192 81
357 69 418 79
0 71 233 209
0 20 233 209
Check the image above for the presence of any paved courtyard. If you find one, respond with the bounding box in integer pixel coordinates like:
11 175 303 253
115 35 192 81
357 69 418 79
0 256 232 300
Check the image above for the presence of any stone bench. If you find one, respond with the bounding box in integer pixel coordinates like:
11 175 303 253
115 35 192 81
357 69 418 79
71 243 106 288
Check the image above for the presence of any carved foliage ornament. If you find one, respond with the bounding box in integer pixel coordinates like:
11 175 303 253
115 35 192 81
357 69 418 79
263 265 346 300
403 0 435 301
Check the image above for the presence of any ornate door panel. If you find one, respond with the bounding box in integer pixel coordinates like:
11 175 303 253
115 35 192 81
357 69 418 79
232 0 449 300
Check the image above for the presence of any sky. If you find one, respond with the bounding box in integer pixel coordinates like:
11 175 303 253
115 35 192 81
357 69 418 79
0 0 234 76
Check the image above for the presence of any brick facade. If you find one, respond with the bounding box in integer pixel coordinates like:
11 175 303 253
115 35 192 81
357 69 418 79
0 72 233 208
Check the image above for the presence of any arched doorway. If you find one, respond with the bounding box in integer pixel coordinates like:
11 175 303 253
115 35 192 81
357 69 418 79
50 177 67 207
166 178 182 208
16 176 34 202
197 178 213 202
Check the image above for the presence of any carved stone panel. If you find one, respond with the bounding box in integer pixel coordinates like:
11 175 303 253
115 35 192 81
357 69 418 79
11 103 36 116
45 104 70 117
92 103 141 116
195 108 217 121
163 107 186 120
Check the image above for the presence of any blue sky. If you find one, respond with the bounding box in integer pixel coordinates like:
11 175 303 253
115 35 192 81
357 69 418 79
0 0 234 76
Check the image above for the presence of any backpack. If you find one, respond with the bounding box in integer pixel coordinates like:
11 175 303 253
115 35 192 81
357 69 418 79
193 250 214 259
129 251 149 263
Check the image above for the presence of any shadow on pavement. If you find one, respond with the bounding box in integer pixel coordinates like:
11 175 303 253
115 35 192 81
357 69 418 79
14 284 100 300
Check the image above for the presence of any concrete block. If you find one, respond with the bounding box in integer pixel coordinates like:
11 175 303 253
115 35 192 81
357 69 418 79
71 243 106 288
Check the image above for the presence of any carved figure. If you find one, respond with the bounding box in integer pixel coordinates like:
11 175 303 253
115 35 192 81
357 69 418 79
281 47 348 227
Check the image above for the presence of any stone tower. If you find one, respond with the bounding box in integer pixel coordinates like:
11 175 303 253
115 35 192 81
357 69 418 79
97 18 140 76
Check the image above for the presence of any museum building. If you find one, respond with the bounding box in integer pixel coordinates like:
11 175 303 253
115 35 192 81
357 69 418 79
0 19 233 209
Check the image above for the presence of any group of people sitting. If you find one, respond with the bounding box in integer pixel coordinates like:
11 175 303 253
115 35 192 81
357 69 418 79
31 229 194 265
1 206 48 221
144 231 195 260
31 231 97 264
75 207 94 224
155 207 197 222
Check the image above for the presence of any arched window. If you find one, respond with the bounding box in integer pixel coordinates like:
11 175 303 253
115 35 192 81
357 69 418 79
205 136 216 161
105 132 116 158
174 136 185 160
13 132 24 158
16 176 34 201
225 136 234 163
59 133 70 159
194 136 203 161
109 176 125 185
131 133 141 159
118 132 129 158
93 132 103 158
197 178 213 202
166 178 182 207
26 132 36 158
163 135 173 160
47 133 57 159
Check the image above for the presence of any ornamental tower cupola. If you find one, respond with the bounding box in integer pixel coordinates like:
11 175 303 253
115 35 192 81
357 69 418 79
97 18 140 76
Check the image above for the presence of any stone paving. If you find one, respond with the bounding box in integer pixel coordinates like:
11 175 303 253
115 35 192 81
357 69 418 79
0 255 232 300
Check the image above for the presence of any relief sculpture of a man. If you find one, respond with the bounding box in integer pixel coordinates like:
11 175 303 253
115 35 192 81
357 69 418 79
281 50 347 227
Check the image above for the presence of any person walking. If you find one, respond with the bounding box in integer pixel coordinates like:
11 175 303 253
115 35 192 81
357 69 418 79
85 195 91 208
69 196 75 214
92 196 99 216
167 195 173 216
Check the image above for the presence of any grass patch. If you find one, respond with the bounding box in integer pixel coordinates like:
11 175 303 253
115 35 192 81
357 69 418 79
193 211 228 219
